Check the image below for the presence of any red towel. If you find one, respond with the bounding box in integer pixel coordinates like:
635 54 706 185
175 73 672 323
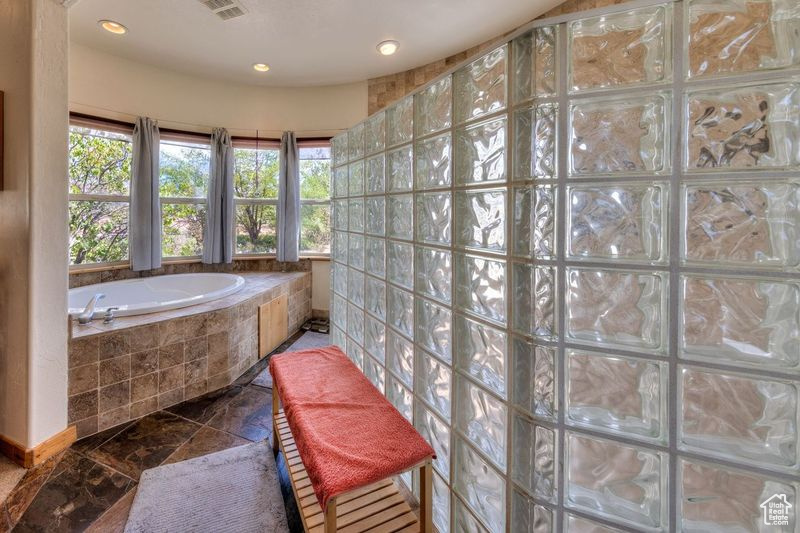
270 346 436 510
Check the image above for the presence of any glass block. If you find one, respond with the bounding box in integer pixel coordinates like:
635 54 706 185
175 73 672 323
347 303 364 345
455 189 506 252
365 275 386 320
364 314 385 363
332 261 347 296
333 166 348 198
455 499 491 533
364 197 385 236
387 145 413 192
387 240 414 289
566 432 668 529
512 414 556 502
387 286 414 339
386 328 414 387
455 315 507 397
365 111 385 155
364 355 385 393
416 350 452 419
332 134 347 167
332 231 348 264
416 75 452 136
454 46 507 124
513 104 558 180
331 325 346 351
416 192 452 245
512 263 556 340
332 294 347 330
686 80 800 171
687 0 800 79
432 472 450 533
364 237 385 279
679 457 799 532
513 25 558 102
348 198 364 233
455 117 507 186
683 180 800 269
348 233 364 270
567 350 668 442
680 275 800 372
565 515 625 533
386 96 413 147
567 182 668 263
333 199 348 231
566 268 667 353
347 338 364 369
514 185 556 259
455 254 507 325
415 133 452 190
680 365 799 469
513 491 554 533
386 374 413 422
454 437 506 533
513 338 556 420
348 160 364 196
416 247 452 305
415 404 450 479
570 93 669 176
347 267 364 307
348 122 364 162
456 377 507 468
415 299 452 361
388 194 414 240
366 154 385 194
569 5 671 92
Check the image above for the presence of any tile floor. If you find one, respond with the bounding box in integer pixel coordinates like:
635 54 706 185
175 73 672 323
3 330 317 533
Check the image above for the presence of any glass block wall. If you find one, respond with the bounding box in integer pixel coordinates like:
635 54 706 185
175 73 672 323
330 0 800 530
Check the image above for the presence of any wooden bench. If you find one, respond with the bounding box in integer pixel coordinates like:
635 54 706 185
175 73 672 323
269 347 434 533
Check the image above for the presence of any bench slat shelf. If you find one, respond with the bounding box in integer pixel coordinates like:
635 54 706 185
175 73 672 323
273 409 427 533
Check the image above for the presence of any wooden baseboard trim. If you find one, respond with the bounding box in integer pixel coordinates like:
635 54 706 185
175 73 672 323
0 425 77 468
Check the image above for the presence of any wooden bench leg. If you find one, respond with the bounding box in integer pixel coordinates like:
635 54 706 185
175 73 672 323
419 460 433 533
272 387 279 454
324 497 336 532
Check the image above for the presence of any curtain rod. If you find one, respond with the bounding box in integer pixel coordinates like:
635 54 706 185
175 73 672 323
68 112 332 143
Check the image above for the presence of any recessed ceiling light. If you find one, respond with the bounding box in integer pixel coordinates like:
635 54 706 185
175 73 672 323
253 63 270 72
98 20 127 35
377 40 399 56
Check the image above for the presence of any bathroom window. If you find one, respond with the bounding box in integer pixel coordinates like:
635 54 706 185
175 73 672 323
233 141 280 254
299 144 331 254
159 134 210 258
68 120 133 266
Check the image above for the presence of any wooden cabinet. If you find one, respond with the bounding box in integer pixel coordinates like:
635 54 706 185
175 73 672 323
258 294 288 358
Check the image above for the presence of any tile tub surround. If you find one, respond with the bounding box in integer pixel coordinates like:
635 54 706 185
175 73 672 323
68 257 312 289
67 272 312 439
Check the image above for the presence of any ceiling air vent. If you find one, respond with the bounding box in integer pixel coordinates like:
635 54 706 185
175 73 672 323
197 0 247 21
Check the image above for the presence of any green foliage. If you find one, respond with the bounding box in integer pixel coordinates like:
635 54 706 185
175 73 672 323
68 129 131 264
159 143 209 257
68 130 332 264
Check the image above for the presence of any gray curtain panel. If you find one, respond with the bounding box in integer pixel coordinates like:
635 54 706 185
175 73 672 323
277 131 300 262
130 117 161 271
203 128 235 264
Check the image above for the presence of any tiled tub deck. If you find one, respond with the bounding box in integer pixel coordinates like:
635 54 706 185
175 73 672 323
67 272 312 439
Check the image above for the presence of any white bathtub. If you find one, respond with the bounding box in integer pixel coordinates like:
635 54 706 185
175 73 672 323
68 273 246 318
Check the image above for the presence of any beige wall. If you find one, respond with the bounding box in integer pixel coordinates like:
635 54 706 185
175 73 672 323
311 260 331 312
69 43 369 136
0 0 69 448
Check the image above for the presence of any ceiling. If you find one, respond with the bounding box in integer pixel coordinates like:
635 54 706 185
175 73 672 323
69 0 561 87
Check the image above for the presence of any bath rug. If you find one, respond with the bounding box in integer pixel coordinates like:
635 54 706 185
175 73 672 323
285 331 330 352
124 440 288 533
